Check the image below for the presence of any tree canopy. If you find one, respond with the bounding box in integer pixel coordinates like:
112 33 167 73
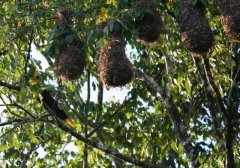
0 0 240 167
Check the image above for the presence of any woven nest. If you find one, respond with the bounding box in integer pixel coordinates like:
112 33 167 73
218 0 240 42
55 10 73 26
179 1 214 55
135 10 162 43
98 37 133 87
133 0 162 43
54 43 86 81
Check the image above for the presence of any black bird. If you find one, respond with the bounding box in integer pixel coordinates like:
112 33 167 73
41 89 75 127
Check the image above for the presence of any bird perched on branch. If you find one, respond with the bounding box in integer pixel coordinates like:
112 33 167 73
41 89 75 127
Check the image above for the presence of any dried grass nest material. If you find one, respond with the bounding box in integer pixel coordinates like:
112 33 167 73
135 10 162 43
179 1 214 55
218 0 240 42
99 37 133 87
55 10 74 26
55 43 86 81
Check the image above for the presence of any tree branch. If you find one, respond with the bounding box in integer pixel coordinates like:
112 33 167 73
95 81 103 122
24 28 34 74
10 103 36 118
225 44 240 168
40 91 158 167
84 70 91 168
227 66 240 107
0 80 21 91
0 116 51 139
132 65 199 167
203 57 228 117
20 144 40 168
0 119 22 127
194 57 222 137
0 95 25 119
55 119 158 168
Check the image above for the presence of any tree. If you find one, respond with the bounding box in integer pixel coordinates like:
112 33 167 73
0 0 239 167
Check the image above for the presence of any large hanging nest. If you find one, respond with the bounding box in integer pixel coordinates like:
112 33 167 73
98 37 133 87
133 0 162 43
55 10 74 26
218 0 240 42
54 41 86 81
179 1 214 55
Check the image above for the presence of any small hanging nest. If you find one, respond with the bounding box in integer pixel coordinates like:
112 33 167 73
98 37 133 87
135 11 162 43
218 0 240 42
133 0 162 43
55 10 74 26
179 1 214 55
54 41 86 81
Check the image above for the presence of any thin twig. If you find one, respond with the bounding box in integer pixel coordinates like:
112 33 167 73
0 116 51 139
84 70 90 168
0 119 22 127
87 97 133 138
11 103 36 118
0 95 25 119
0 121 25 138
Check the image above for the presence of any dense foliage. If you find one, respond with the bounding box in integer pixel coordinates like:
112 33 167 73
0 0 239 167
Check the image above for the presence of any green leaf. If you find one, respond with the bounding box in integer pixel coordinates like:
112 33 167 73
65 34 74 44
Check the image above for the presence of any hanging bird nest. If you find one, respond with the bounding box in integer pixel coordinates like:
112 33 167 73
218 0 240 42
54 41 86 81
133 0 162 43
55 10 74 26
179 1 214 55
98 37 133 87
135 10 162 43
